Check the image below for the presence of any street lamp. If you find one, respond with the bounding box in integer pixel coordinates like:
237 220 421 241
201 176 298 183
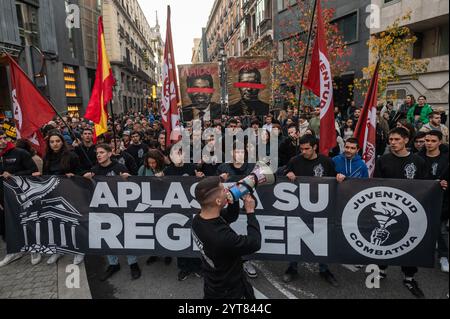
218 43 227 113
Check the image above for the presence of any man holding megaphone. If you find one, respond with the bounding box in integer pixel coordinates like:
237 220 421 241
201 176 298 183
192 152 275 299
192 177 261 299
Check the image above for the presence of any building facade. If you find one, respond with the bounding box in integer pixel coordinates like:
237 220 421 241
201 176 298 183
205 0 273 62
150 13 163 111
102 0 157 114
0 0 99 118
192 38 202 63
371 0 449 112
273 0 371 109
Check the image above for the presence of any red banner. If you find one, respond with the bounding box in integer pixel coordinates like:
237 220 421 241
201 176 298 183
161 6 180 146
354 60 380 177
304 0 336 155
7 54 55 156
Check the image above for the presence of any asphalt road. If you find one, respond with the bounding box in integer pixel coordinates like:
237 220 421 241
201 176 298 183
85 256 449 300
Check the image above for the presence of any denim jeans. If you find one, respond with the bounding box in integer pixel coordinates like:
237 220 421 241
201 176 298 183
107 255 138 266
287 262 329 273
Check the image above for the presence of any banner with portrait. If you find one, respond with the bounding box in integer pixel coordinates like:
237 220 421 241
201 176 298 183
178 63 221 122
227 57 272 117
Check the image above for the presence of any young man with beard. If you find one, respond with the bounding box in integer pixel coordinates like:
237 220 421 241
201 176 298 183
73 128 97 171
420 111 450 145
333 138 369 180
419 131 449 273
83 144 141 281
192 177 260 299
374 127 427 298
0 131 39 267
283 135 339 287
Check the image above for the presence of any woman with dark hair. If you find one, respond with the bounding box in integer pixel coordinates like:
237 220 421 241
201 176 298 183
341 119 355 141
392 94 415 124
34 132 83 265
138 150 166 177
42 132 81 177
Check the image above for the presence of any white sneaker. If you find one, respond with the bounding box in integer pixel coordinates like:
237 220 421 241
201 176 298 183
0 252 25 267
31 253 42 266
440 257 449 273
243 261 258 279
47 254 62 265
73 255 84 265
342 264 362 272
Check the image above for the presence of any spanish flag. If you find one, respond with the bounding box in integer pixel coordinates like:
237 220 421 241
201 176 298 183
85 16 115 142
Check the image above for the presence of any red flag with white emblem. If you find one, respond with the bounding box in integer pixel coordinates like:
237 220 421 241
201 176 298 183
354 60 380 177
304 0 336 156
161 6 180 146
6 54 55 156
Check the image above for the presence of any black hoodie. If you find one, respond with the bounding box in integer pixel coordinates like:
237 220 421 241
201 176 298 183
90 160 129 177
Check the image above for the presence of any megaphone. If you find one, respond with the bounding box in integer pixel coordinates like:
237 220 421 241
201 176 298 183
226 161 276 203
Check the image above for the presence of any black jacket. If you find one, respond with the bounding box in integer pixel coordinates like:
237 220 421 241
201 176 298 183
279 138 300 167
74 144 97 171
112 152 138 176
43 151 81 175
125 143 149 167
0 147 38 175
192 202 261 299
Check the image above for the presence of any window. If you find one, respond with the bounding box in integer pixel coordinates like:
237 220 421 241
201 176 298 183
278 36 297 62
386 89 407 107
65 1 77 58
438 24 449 56
278 0 297 12
16 2 40 47
334 11 358 43
413 24 449 59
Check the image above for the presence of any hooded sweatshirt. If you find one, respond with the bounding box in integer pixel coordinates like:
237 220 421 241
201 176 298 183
332 153 369 178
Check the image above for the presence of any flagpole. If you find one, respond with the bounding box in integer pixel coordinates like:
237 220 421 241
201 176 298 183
109 101 118 153
297 0 318 115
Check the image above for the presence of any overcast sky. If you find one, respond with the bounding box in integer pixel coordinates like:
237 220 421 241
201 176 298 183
138 0 215 65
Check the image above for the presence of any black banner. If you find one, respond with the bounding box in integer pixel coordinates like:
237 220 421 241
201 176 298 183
3 176 442 267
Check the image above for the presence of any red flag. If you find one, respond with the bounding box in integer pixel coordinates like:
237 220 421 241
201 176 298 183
6 54 55 156
304 0 336 156
354 60 380 177
161 6 180 146
7 54 55 139
84 16 116 143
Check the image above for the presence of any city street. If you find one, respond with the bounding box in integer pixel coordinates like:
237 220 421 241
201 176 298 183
0 0 448 302
85 256 449 299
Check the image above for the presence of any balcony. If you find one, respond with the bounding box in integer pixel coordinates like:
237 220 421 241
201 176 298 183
259 18 272 36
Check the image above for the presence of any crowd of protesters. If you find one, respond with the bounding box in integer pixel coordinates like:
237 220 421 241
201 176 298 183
0 93 448 299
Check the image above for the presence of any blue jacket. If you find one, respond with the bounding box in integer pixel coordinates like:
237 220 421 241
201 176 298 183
332 154 369 178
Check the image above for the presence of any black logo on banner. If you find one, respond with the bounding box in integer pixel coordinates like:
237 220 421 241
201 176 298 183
4 177 83 256
342 187 427 259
